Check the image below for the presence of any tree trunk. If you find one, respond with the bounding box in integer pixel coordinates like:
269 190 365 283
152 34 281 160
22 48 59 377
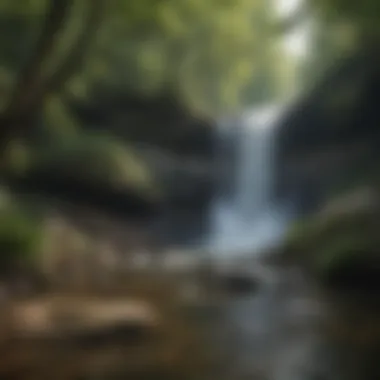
25 0 105 115
0 0 104 147
0 1 74 134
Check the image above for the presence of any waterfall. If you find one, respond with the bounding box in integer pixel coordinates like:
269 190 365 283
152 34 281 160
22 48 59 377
210 104 291 257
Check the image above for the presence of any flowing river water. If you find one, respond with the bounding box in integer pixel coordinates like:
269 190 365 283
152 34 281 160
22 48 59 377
195 260 380 380
200 106 380 380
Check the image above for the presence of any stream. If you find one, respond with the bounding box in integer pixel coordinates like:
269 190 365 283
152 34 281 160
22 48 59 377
200 259 380 380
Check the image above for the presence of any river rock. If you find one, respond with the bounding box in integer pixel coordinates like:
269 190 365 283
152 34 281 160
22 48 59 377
317 186 379 219
212 266 262 296
219 273 259 295
9 296 159 343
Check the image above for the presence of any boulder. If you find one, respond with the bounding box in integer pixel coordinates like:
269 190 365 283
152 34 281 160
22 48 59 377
212 264 264 296
283 187 380 291
9 296 159 344
219 273 259 295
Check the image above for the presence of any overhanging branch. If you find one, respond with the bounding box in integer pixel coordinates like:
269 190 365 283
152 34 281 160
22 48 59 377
3 0 74 120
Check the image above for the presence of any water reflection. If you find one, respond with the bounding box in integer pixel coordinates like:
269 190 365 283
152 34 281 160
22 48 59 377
206 264 380 380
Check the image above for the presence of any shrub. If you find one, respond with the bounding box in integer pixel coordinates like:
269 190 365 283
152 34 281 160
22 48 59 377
283 201 380 284
29 132 159 199
0 203 43 274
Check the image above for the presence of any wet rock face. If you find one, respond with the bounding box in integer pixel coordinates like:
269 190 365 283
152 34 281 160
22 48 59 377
275 49 380 212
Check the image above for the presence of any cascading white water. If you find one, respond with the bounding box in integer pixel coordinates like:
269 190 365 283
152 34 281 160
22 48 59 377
210 104 291 257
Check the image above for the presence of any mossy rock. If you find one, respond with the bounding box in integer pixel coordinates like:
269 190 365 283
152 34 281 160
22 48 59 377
0 204 43 275
284 196 380 289
32 134 157 197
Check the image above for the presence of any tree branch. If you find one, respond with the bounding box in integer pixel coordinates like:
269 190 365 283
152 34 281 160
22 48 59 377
23 0 105 118
3 0 74 120
0 0 105 145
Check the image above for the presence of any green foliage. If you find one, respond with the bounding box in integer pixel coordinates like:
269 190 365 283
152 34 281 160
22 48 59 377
285 204 380 279
299 20 358 90
75 0 289 113
0 1 45 107
296 0 380 91
30 132 158 198
304 0 380 88
313 0 380 37
42 95 80 141
3 140 32 176
0 0 293 116
0 201 43 271
314 234 374 276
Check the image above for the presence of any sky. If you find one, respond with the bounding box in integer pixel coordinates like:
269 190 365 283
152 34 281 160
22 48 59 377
277 0 302 16
276 0 311 58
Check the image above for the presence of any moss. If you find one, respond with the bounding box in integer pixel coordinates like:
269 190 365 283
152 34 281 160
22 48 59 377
313 235 375 274
0 203 43 274
26 132 161 201
284 204 380 287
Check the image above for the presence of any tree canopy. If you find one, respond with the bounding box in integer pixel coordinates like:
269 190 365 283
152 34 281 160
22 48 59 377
0 0 294 124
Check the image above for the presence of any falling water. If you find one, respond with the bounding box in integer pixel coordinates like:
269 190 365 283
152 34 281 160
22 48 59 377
210 104 291 257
